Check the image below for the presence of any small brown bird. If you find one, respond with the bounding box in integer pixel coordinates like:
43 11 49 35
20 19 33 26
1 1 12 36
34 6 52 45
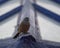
13 17 30 39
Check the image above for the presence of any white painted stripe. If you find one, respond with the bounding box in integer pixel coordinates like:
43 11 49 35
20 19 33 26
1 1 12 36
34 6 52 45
37 1 60 15
0 0 20 16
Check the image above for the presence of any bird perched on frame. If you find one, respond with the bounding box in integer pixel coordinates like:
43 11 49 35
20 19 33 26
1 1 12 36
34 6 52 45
13 17 30 39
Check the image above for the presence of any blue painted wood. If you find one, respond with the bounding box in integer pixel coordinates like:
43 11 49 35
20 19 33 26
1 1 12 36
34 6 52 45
0 0 60 5
0 0 9 5
0 6 23 22
0 4 60 22
46 45 60 48
51 0 60 4
33 4 60 22
0 39 60 48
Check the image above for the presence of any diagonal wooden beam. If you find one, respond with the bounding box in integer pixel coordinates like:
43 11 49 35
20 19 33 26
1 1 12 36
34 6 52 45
33 4 60 22
0 4 60 23
51 0 60 4
0 6 23 22
0 0 9 5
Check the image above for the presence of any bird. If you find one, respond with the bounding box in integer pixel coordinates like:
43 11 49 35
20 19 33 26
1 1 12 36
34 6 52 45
13 17 30 39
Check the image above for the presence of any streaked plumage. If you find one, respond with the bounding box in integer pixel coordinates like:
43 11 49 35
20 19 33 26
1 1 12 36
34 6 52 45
13 17 30 39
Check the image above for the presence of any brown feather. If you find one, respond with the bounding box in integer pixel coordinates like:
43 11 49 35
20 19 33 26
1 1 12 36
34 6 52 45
13 17 30 39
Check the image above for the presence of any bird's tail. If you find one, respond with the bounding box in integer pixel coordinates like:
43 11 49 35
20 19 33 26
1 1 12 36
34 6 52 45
13 33 20 39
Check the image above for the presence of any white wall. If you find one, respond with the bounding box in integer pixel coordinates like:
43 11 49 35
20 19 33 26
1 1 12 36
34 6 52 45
36 0 60 42
0 0 60 42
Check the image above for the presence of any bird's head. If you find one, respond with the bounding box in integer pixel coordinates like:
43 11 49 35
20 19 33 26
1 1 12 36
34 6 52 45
22 17 29 23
